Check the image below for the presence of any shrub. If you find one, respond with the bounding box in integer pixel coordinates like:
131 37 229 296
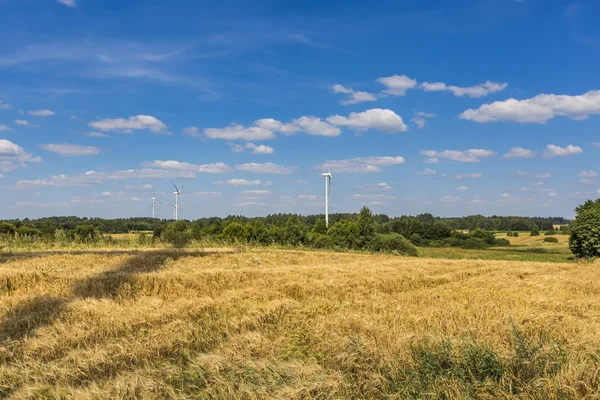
544 230 556 236
471 230 496 245
369 233 419 256
513 232 519 237
493 238 511 247
161 221 191 248
461 238 488 249
544 237 559 243
307 233 333 249
0 222 16 236
569 199 600 258
409 233 424 246
530 229 540 237
506 231 513 237
327 220 360 249
450 231 470 240
220 222 248 243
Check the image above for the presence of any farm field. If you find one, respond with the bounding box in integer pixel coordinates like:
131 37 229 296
1 247 599 398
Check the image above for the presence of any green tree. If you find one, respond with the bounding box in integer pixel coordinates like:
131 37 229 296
357 206 375 246
569 199 600 258
327 220 360 249
220 222 248 243
312 218 328 234
161 220 191 247
0 222 16 235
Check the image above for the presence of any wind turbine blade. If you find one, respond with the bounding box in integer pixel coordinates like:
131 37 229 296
152 185 156 198
170 180 180 193
156 199 163 204
180 185 184 194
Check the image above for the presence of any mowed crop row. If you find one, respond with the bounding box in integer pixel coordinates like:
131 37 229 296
1 249 599 398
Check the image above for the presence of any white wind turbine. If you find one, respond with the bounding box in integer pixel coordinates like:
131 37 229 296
171 181 183 221
321 169 333 228
151 185 163 219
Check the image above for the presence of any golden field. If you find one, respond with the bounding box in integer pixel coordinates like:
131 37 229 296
1 247 599 399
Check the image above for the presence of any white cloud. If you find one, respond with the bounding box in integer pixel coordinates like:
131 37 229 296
377 74 417 96
459 90 600 123
579 178 594 185
70 115 77 120
421 81 507 98
0 101 13 109
548 192 558 197
457 186 469 191
235 162 297 174
543 144 583 159
250 144 274 155
204 124 275 141
449 173 483 180
57 0 76 7
215 179 262 186
332 84 378 105
421 149 496 163
503 147 536 159
230 142 275 155
9 168 198 190
411 118 427 128
417 168 437 175
241 190 271 196
142 160 232 173
314 156 405 173
327 108 408 133
27 109 55 117
424 158 439 164
182 126 201 137
15 119 39 128
190 191 221 197
501 193 511 198
0 139 43 171
298 194 317 200
288 116 341 137
89 115 168 134
351 194 395 200
356 182 393 191
534 172 552 179
415 112 437 118
40 143 101 157
85 132 109 138
0 125 12 132
580 171 598 178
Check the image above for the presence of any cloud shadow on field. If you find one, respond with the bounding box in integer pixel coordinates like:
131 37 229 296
0 249 227 342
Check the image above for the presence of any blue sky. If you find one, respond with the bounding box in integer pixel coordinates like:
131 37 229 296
1 0 599 219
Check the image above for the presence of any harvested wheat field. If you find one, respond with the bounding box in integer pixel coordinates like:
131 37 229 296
1 249 599 399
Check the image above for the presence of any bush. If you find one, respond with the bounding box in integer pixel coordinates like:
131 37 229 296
570 199 600 258
461 238 488 250
307 233 333 249
513 232 519 237
471 230 496 245
369 233 419 256
220 222 248 243
409 233 424 246
161 221 191 248
0 222 15 236
327 220 360 249
507 231 513 237
493 238 511 247
544 237 559 243
544 230 556 236
530 229 540 237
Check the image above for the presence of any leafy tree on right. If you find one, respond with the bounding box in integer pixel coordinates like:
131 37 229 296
569 199 600 258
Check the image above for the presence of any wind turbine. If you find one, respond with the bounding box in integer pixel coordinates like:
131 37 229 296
170 205 177 220
171 181 183 221
151 185 163 219
321 169 333 228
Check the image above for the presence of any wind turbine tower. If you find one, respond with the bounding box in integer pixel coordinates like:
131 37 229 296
171 181 183 221
151 186 162 219
321 170 332 227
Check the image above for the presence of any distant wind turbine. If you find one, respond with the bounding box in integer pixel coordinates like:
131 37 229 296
171 181 183 221
151 185 163 219
321 169 332 228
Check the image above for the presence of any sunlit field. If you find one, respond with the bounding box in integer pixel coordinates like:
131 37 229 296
1 245 599 399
